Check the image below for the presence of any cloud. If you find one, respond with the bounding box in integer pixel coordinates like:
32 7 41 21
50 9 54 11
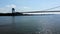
0 8 11 13
6 4 16 8
17 7 33 12
0 4 16 13
0 5 60 13
0 6 32 13
23 7 31 9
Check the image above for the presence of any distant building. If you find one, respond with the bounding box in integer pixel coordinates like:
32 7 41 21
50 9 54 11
12 8 15 13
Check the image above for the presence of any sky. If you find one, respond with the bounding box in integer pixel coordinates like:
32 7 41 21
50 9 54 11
0 0 60 13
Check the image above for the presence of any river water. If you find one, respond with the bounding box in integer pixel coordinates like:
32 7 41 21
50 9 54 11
0 14 60 34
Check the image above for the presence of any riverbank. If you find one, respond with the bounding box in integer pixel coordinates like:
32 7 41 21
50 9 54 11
0 13 54 16
0 12 30 16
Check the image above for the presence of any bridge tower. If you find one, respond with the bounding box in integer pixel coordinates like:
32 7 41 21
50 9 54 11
12 8 15 13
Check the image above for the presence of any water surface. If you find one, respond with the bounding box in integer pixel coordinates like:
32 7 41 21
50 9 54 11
0 14 60 34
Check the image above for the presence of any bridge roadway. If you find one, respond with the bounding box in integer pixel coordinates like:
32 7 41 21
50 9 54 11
21 11 60 14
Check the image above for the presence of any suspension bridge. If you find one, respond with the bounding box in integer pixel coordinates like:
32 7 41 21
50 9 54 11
21 5 60 14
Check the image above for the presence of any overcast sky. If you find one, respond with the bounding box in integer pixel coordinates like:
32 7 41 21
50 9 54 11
0 0 60 13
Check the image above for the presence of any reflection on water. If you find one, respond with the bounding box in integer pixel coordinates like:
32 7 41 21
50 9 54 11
12 16 16 34
0 14 60 34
